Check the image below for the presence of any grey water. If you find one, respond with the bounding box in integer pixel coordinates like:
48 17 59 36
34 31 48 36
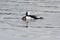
0 0 60 40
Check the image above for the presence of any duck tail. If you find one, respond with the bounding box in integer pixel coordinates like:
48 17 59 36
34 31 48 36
39 17 43 19
36 17 43 19
34 17 43 19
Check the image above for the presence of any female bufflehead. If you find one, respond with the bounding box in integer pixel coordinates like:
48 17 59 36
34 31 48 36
22 12 43 27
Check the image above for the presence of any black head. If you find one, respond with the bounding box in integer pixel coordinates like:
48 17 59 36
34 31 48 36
26 12 28 16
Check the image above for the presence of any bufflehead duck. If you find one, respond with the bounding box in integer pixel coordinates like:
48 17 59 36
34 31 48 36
22 12 43 27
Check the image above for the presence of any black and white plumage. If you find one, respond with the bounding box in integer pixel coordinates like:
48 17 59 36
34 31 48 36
22 12 43 28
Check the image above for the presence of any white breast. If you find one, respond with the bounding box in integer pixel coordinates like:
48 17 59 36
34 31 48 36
26 16 33 21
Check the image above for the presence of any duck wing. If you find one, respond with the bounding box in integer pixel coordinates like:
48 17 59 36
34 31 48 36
28 15 37 19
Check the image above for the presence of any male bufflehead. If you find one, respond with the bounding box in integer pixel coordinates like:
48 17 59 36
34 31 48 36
22 12 43 27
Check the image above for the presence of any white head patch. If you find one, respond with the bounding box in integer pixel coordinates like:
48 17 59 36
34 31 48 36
28 11 30 15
